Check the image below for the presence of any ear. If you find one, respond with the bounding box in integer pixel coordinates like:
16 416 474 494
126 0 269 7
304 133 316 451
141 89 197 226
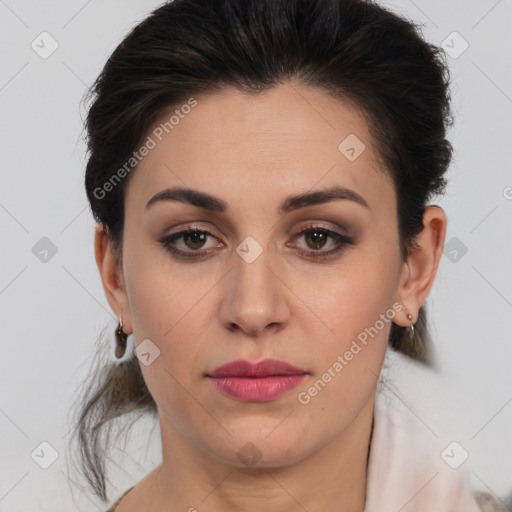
394 205 447 326
94 222 132 334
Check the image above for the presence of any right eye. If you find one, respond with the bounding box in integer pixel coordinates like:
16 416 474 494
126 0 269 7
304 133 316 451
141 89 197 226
159 228 224 259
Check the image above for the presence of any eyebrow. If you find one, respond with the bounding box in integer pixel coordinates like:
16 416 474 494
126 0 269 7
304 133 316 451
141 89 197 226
144 185 370 214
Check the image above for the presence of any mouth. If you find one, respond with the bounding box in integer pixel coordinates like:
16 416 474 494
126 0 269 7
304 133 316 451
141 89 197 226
205 358 309 402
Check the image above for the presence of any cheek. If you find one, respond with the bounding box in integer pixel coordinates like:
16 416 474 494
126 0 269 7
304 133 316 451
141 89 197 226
124 239 203 339
123 251 209 425
123 241 222 383
294 272 395 429
302 240 399 373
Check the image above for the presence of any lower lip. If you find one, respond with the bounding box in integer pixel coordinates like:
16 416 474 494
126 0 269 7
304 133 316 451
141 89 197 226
208 375 308 402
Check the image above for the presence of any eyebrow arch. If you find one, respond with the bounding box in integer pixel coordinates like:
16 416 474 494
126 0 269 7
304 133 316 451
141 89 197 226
144 185 370 214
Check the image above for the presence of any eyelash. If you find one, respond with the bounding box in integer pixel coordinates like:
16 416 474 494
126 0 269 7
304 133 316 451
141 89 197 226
159 224 355 261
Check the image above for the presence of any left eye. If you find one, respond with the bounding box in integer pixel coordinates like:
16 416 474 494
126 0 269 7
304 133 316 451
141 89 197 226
294 228 342 251
289 227 355 259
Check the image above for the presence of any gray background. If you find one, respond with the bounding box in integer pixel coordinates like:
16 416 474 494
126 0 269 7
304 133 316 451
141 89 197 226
1 0 511 510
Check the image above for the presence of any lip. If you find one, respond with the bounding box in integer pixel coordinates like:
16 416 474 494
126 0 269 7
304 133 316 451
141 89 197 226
207 358 308 378
206 359 309 402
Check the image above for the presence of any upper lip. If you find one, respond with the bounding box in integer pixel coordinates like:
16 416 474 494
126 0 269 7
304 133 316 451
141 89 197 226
207 358 308 378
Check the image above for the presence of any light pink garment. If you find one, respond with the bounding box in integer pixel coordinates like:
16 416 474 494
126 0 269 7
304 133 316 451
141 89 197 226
364 386 481 512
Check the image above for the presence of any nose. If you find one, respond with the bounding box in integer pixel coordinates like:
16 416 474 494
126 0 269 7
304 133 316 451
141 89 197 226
219 247 290 336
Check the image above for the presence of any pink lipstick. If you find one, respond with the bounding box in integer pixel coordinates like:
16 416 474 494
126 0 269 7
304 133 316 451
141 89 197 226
206 359 308 402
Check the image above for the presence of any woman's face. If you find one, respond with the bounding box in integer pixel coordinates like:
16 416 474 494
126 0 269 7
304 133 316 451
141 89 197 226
107 82 418 467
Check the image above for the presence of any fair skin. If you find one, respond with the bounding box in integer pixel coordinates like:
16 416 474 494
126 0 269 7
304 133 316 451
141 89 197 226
95 81 447 512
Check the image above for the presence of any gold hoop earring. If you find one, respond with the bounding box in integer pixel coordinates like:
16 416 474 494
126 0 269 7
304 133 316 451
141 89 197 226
407 313 415 336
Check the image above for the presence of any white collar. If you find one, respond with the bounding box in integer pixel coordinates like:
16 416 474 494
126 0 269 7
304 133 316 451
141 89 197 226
364 354 481 512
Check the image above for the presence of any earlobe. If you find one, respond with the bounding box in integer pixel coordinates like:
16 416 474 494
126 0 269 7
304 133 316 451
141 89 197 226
94 223 131 330
394 205 447 326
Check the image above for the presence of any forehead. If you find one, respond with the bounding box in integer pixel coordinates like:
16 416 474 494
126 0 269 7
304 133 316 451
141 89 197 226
126 82 394 217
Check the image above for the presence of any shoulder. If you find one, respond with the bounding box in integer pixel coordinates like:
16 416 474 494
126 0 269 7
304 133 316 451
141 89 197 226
104 466 161 511
105 486 135 512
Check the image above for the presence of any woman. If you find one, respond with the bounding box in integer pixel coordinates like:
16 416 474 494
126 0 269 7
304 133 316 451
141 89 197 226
70 0 503 510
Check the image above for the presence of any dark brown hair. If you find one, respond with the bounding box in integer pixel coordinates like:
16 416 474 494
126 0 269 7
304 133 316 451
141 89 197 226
71 0 454 501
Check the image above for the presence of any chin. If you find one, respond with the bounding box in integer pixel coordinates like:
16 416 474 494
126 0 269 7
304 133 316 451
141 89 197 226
204 426 316 469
